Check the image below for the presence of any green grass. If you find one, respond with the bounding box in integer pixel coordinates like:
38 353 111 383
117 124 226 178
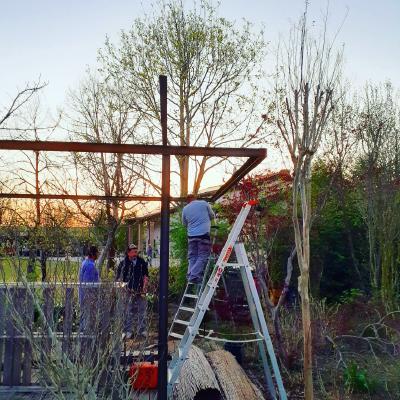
0 257 80 282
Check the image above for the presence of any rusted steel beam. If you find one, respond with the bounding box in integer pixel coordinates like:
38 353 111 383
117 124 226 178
210 155 266 202
0 193 165 202
0 140 267 158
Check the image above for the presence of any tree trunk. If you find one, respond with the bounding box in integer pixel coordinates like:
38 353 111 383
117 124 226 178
193 157 207 195
27 248 36 275
178 81 189 198
35 151 41 225
106 237 116 272
301 168 314 400
293 164 314 400
40 250 47 282
97 222 119 274
180 156 189 197
299 271 313 400
336 173 364 286
271 308 289 368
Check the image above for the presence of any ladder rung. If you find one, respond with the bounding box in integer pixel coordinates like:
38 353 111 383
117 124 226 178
179 306 196 312
169 332 184 339
184 293 199 299
174 319 190 326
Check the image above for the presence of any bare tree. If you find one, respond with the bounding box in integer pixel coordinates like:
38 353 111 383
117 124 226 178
99 0 266 196
1 96 64 278
0 79 46 129
270 8 343 399
66 73 149 271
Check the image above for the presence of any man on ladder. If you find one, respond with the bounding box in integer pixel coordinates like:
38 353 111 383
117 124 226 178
182 194 215 284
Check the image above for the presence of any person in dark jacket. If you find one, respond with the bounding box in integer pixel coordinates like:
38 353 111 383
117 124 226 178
116 244 149 338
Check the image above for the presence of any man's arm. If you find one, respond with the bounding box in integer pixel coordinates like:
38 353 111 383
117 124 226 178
207 203 215 220
93 267 100 283
78 265 85 283
182 209 188 227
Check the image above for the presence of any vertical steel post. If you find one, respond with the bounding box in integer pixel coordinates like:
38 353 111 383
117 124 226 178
158 75 170 400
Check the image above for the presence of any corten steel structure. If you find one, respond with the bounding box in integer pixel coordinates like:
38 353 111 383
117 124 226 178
0 75 266 399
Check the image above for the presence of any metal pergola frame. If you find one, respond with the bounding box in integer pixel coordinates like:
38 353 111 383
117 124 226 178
0 75 266 399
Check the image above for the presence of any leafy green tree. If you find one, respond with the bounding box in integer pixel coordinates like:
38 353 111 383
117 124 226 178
355 82 400 308
99 0 265 196
310 162 368 300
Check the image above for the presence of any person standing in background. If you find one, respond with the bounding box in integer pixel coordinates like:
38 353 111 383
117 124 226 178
116 244 149 338
78 245 100 332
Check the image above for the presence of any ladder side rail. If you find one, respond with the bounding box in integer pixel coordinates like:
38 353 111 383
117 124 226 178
211 203 250 268
235 245 277 399
238 243 287 400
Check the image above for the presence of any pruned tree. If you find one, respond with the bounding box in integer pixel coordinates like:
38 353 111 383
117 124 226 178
269 8 343 399
99 0 266 196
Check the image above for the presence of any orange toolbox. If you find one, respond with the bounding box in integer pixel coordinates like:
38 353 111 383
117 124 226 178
129 362 158 390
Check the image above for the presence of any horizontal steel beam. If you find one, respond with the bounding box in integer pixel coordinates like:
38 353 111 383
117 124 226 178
210 156 265 202
0 140 267 158
0 193 169 202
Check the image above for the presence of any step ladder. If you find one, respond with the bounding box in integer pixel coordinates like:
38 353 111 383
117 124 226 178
167 201 287 399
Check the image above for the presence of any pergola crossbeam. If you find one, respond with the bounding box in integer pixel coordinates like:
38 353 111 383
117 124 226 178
0 140 266 158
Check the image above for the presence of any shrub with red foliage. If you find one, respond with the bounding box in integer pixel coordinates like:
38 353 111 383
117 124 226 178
218 169 293 239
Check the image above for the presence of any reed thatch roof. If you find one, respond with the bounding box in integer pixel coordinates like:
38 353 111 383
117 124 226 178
172 346 264 400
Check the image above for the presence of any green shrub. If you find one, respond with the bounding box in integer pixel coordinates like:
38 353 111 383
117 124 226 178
338 288 364 304
343 361 379 393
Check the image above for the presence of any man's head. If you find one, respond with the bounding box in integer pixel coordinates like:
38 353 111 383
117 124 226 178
87 245 98 260
126 244 138 259
186 193 197 203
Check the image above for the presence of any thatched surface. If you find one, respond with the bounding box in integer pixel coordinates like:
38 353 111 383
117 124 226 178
206 350 264 400
172 345 220 400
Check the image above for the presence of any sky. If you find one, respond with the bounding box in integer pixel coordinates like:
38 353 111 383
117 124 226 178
1 0 399 191
1 0 399 111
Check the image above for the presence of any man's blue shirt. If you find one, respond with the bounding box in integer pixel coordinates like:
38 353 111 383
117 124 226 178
79 258 100 303
182 200 215 237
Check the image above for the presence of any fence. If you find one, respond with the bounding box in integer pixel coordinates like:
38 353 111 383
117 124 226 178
0 282 136 388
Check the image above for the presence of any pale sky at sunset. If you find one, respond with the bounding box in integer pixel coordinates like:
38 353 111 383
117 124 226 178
1 0 398 110
1 0 399 192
